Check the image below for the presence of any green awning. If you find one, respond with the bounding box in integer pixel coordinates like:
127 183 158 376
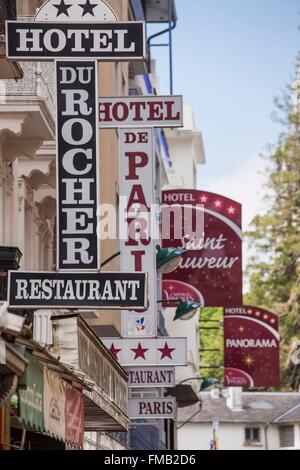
18 353 44 433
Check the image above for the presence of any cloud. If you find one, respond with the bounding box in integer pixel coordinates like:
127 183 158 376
199 155 268 232
198 155 270 278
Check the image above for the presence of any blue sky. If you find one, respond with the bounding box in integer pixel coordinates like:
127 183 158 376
149 0 299 229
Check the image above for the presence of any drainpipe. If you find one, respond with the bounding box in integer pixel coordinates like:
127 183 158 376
264 424 269 450
147 0 177 95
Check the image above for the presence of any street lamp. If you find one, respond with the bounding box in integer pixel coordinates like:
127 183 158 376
156 246 186 274
157 299 202 321
100 246 186 274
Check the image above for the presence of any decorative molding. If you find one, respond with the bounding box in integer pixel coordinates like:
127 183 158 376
0 159 14 195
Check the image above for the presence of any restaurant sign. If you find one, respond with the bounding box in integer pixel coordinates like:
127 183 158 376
102 338 187 367
127 367 175 388
8 271 148 310
128 398 176 420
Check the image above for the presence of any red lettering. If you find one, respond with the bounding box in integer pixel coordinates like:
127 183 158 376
165 100 180 121
130 101 147 121
99 102 112 122
131 250 145 271
127 185 150 212
125 152 149 180
112 102 129 121
148 101 164 120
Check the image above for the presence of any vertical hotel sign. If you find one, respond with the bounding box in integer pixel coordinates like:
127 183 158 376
56 61 99 270
103 97 183 338
119 129 157 337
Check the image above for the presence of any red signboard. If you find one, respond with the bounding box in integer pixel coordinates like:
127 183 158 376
65 384 84 449
162 190 243 307
224 306 280 388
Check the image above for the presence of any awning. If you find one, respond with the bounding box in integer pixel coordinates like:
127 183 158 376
18 348 85 449
52 316 129 432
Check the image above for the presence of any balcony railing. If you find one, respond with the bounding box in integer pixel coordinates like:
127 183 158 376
0 61 55 120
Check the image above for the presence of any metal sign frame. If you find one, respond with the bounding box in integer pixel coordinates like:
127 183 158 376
8 271 148 310
5 21 146 61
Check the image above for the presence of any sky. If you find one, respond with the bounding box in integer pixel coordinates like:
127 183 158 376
149 0 300 231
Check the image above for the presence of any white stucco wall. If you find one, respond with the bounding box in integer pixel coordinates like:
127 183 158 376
177 422 300 451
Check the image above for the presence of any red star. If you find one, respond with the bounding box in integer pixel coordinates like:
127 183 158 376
158 342 176 360
131 342 149 360
109 343 122 360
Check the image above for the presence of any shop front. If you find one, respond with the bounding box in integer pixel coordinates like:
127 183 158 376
9 347 85 450
51 315 129 437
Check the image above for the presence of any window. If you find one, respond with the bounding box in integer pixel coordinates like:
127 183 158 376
279 426 295 448
245 427 261 445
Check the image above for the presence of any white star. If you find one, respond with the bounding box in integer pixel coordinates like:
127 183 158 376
214 200 222 208
200 195 208 203
228 206 235 214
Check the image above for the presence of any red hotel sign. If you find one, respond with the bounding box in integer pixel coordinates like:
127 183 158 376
162 190 243 307
224 306 280 388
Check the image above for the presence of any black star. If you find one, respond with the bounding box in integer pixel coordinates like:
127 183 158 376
79 0 97 17
53 0 71 17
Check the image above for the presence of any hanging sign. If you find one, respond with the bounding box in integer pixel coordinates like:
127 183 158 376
127 367 175 388
65 383 84 448
102 338 187 367
6 21 146 61
119 128 158 338
8 271 148 310
56 60 99 271
224 306 280 388
44 368 66 442
128 398 176 420
99 96 183 128
162 190 243 307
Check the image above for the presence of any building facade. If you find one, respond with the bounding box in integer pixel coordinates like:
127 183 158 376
0 0 207 451
177 392 300 451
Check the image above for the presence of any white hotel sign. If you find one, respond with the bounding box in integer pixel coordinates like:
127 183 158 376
99 96 183 128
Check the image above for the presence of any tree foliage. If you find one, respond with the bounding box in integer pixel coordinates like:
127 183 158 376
200 308 223 382
246 82 300 388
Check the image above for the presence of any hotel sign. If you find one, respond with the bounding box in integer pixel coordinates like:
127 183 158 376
5 21 146 61
56 60 99 271
99 96 183 128
8 271 147 310
127 367 175 388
